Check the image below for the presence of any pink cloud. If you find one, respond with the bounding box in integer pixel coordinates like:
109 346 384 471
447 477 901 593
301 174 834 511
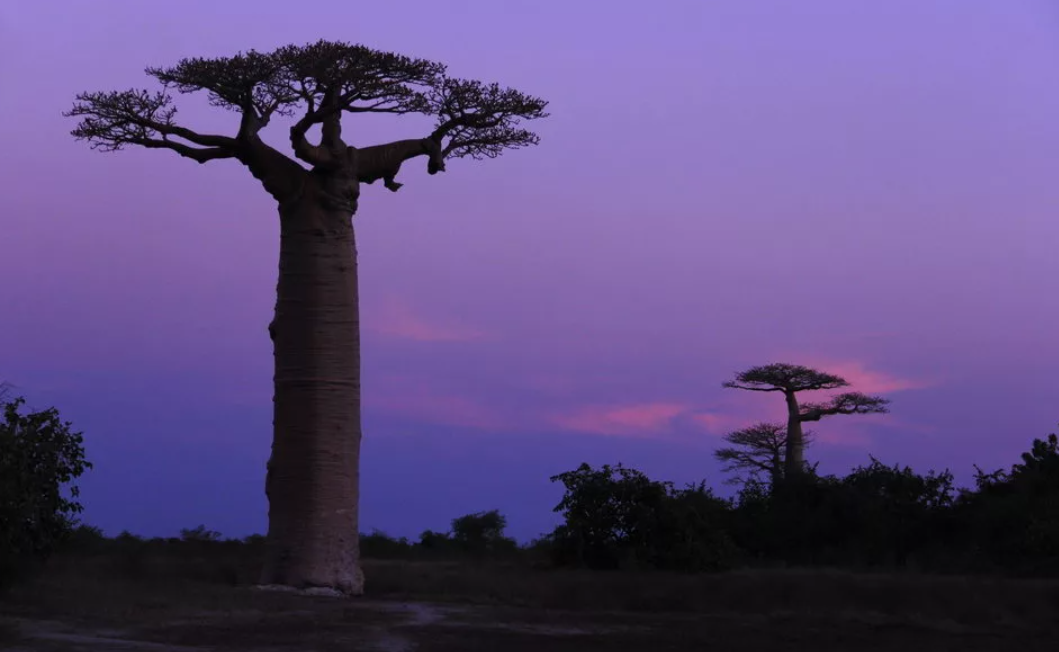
553 402 689 437
786 357 934 395
369 388 504 431
690 411 759 435
365 296 486 343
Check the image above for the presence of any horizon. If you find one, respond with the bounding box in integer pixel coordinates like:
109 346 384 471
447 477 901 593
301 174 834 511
2 0 1058 543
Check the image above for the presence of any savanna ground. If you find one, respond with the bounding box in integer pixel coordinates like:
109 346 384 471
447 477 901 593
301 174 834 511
2 543 1058 651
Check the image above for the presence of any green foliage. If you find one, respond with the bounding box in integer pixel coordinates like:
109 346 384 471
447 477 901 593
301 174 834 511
0 397 91 586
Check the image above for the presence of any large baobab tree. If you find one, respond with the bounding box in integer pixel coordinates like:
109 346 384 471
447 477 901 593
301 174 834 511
714 422 815 487
64 40 548 595
723 364 889 481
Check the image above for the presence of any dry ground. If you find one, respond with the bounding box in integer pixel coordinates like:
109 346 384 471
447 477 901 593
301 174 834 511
2 553 1058 651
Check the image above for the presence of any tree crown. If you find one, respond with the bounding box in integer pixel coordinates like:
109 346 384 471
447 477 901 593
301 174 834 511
722 363 850 393
65 40 549 195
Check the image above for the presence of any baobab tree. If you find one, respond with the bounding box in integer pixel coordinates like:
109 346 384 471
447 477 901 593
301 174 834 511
722 364 889 481
714 422 815 487
64 40 548 595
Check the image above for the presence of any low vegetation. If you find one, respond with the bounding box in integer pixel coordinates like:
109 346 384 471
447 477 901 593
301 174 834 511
2 385 1058 649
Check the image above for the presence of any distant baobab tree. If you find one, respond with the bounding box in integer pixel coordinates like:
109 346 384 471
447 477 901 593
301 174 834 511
65 40 548 596
723 363 889 481
714 422 815 487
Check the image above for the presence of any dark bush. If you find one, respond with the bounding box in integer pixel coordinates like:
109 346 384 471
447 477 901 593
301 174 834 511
0 396 91 587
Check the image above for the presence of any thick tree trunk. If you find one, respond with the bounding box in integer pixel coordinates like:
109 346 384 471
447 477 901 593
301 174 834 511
259 185 364 595
783 392 805 480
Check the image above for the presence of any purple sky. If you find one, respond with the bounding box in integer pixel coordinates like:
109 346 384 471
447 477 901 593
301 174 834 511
2 0 1058 542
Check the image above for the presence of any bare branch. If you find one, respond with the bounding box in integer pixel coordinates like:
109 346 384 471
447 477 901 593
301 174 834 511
356 138 445 192
138 139 237 164
715 422 819 486
286 86 350 169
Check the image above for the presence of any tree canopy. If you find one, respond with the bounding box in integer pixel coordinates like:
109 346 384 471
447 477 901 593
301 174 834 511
722 363 849 393
65 40 548 200
723 363 890 420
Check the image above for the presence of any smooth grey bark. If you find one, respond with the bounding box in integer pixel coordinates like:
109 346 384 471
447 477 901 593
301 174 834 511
257 128 438 594
261 171 364 593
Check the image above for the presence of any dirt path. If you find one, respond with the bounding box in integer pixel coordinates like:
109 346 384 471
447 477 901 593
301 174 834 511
4 595 1056 652
2 599 637 652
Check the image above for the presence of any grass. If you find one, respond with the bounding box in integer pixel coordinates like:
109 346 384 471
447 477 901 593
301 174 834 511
2 544 1058 650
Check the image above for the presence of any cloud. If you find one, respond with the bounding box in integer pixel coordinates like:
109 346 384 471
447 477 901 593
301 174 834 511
689 357 929 445
791 357 934 395
366 374 505 431
690 411 758 435
370 390 504 431
365 296 487 343
552 402 689 437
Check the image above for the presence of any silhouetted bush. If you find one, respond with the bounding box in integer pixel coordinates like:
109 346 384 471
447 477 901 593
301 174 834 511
451 509 518 557
360 530 414 559
180 525 222 543
62 524 107 553
835 458 957 568
0 396 91 587
548 463 737 571
545 426 1059 577
23 424 1059 585
954 432 1059 573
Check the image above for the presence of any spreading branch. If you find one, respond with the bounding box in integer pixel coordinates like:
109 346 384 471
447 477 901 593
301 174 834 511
280 41 443 168
65 89 238 163
714 422 815 485
66 40 549 200
146 48 298 133
428 78 549 159
717 424 783 477
799 392 890 422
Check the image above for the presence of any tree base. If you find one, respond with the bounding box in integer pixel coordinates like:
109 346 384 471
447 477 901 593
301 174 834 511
257 561 365 597
252 583 356 598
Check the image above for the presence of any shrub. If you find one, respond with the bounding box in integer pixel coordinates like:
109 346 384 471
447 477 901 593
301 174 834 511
0 396 91 586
